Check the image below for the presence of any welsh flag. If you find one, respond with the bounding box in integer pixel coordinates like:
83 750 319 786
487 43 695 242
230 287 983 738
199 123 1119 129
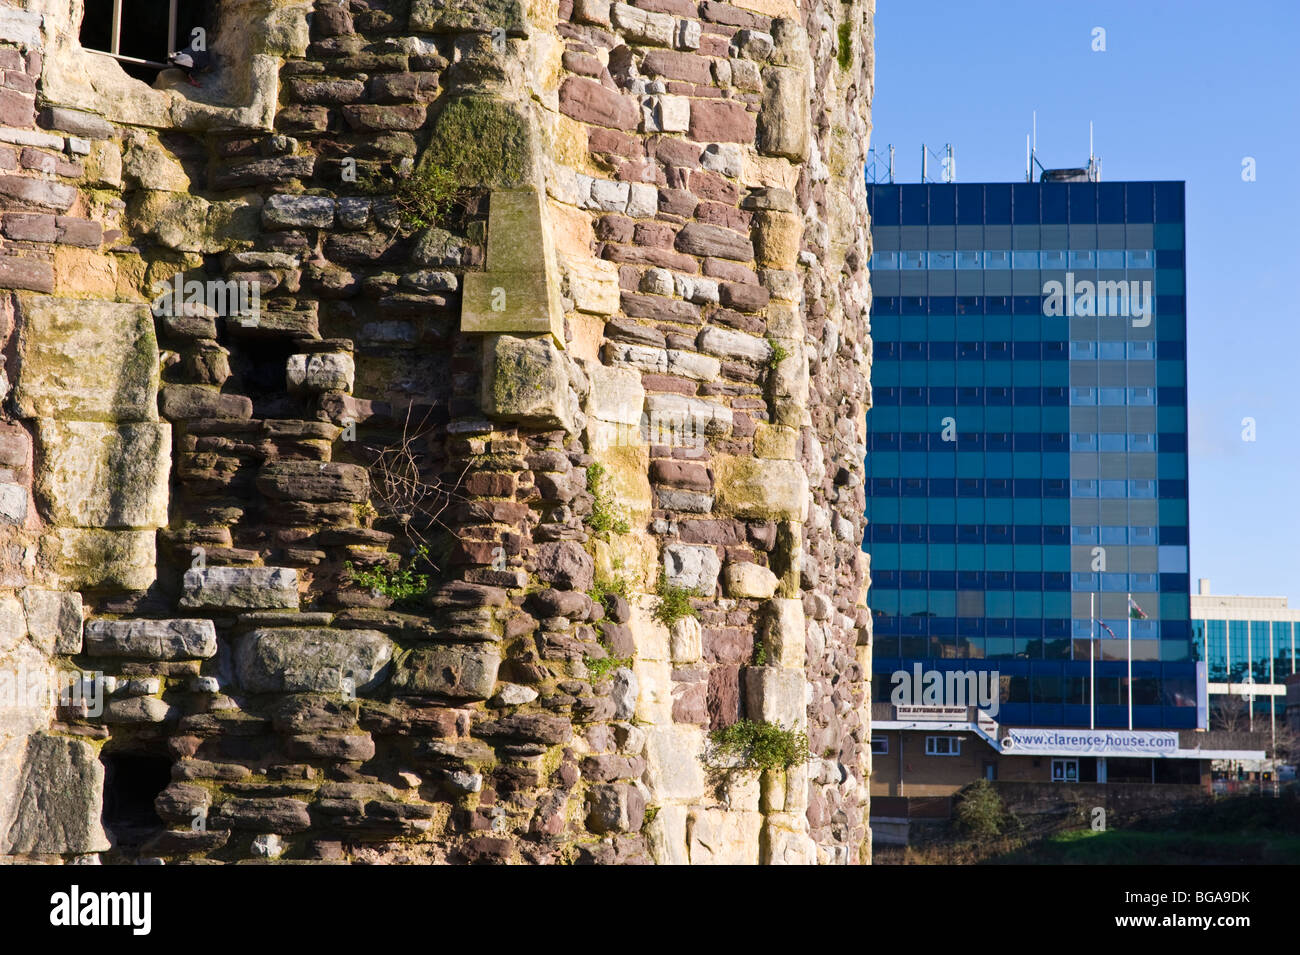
1128 597 1148 619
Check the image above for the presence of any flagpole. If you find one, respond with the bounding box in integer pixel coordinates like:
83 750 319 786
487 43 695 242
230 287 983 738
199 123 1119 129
1127 592 1133 731
1089 592 1095 730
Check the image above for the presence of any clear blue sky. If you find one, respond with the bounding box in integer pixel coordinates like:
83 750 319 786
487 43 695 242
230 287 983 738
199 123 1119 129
869 0 1300 603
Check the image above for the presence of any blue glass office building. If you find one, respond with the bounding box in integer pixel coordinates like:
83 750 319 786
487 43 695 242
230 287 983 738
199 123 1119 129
865 179 1198 729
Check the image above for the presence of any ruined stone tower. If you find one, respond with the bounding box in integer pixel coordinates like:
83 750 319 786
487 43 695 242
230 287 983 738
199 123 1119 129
0 0 872 864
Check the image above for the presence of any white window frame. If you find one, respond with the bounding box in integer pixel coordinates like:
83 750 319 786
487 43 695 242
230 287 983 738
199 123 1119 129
925 736 961 756
1051 758 1079 782
84 0 181 69
870 737 888 756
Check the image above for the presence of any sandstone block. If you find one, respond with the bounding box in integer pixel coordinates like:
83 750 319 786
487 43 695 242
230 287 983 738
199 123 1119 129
713 455 808 520
586 362 645 425
262 194 335 229
697 325 771 363
611 2 675 44
236 628 393 694
21 589 83 655
286 352 355 394
481 334 576 432
724 562 779 599
744 666 806 731
41 529 157 591
675 221 754 261
256 462 369 503
180 567 301 610
85 618 217 660
642 724 706 799
757 67 810 161
0 734 110 855
763 597 805 667
644 392 732 438
663 542 721 595
390 645 501 700
14 297 159 422
35 420 170 529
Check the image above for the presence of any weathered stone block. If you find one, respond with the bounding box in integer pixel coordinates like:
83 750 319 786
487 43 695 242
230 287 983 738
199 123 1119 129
41 529 158 591
586 782 646 833
14 297 159 422
211 797 312 833
757 67 810 161
35 420 170 529
410 0 526 34
84 619 218 660
390 645 501 700
286 352 355 393
462 188 566 342
697 326 771 363
642 724 706 799
663 543 721 595
159 385 253 421
644 392 732 439
180 567 301 610
0 734 110 855
743 666 806 731
256 462 369 503
262 194 335 229
21 589 83 655
422 96 533 189
724 562 779 599
763 597 805 667
712 455 808 520
585 362 644 426
236 628 393 694
480 334 576 432
534 540 595 592
563 255 620 314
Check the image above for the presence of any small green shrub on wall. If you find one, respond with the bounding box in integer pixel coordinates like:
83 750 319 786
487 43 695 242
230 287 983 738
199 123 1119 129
344 545 431 609
651 571 700 627
584 461 630 536
702 719 809 773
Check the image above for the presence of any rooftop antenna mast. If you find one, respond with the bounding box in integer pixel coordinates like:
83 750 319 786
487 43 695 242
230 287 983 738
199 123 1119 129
921 143 956 183
1026 111 1047 181
865 144 895 184
1087 121 1102 181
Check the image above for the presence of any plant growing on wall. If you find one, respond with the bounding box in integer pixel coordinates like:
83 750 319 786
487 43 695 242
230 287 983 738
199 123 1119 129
390 162 463 231
651 571 700 627
702 719 810 775
584 461 630 536
359 403 471 558
344 545 433 609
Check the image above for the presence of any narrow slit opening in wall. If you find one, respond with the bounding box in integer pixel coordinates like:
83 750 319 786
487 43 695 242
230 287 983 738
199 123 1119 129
100 752 172 855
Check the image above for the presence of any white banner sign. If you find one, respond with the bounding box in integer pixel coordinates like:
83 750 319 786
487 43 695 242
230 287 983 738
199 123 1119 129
1001 728 1179 757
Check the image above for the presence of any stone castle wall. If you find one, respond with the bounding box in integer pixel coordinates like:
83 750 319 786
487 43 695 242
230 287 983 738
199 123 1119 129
0 0 872 864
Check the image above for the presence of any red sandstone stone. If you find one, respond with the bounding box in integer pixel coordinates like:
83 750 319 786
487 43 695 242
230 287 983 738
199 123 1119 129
560 76 639 130
688 99 756 144
641 49 713 84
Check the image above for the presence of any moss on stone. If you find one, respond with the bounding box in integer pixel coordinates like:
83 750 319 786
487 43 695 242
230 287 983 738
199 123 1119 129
837 22 853 71
421 96 532 190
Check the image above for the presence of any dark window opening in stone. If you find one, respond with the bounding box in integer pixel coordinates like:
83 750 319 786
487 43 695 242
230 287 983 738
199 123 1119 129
101 752 172 855
228 338 306 419
79 0 215 83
